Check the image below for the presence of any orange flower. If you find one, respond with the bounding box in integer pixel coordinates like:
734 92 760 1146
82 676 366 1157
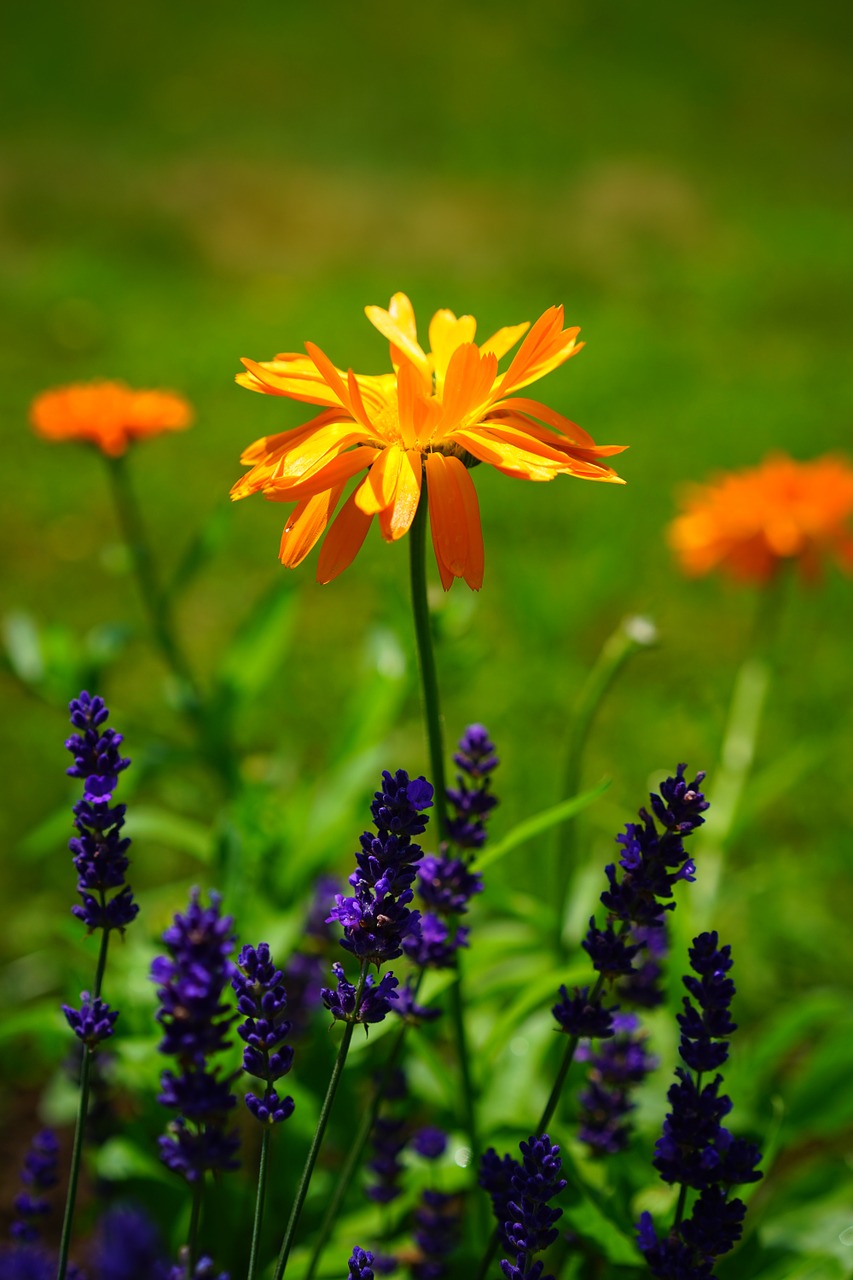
232 293 626 588
30 381 193 458
668 453 853 585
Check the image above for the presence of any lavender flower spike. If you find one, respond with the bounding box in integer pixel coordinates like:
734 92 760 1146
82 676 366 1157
65 691 138 935
347 1248 375 1280
498 1134 566 1280
152 889 239 1183
232 943 295 1126
10 1130 59 1244
637 931 762 1277
62 992 118 1048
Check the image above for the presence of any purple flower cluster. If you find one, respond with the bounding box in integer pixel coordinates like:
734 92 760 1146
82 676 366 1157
346 1248 375 1280
412 1190 459 1280
577 1013 658 1156
323 770 433 1025
62 992 118 1049
9 1131 58 1245
168 1251 229 1280
554 766 707 1042
231 943 295 1126
90 1204 169 1280
446 724 499 849
65 691 137 935
637 932 762 1278
484 1134 566 1280
151 890 239 1183
404 725 494 976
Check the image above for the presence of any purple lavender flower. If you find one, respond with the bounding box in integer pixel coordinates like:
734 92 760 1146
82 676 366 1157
168 1251 229 1280
415 855 483 916
552 985 617 1039
322 963 399 1027
402 913 468 970
394 977 441 1027
498 1134 566 1280
347 1247 375 1280
638 932 761 1278
412 1127 448 1160
447 724 499 850
90 1204 169 1280
9 1131 58 1245
618 922 668 1008
577 1013 658 1156
327 770 433 967
152 889 239 1183
61 992 118 1048
412 1189 459 1280
232 942 295 1126
365 1116 408 1204
479 1147 519 1251
65 692 137 935
554 767 706 1042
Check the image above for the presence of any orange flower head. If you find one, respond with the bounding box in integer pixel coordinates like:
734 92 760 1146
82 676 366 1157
232 292 626 588
30 381 193 458
668 453 853 585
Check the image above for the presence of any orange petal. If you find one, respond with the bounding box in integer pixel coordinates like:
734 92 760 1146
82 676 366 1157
365 297 431 381
263 445 380 501
317 491 374 583
379 451 423 542
479 321 530 361
425 452 484 590
355 445 405 516
239 356 346 407
493 307 583 399
435 344 498 436
278 485 344 567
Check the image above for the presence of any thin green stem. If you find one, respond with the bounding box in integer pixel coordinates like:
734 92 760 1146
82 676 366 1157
247 1127 272 1280
409 483 448 842
55 925 111 1280
272 964 367 1280
188 1173 204 1273
303 1013 412 1280
409 483 480 1183
105 454 238 796
554 616 655 953
106 454 200 701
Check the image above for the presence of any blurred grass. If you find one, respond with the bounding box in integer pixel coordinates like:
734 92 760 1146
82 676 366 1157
1 0 852 1026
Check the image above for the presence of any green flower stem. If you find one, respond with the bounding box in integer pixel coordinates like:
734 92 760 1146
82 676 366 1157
303 1009 413 1280
409 483 480 1178
55 922 111 1280
188 1172 204 1273
554 615 656 953
691 578 785 928
105 456 238 798
106 454 200 703
247 1126 272 1280
409 483 448 842
272 963 368 1280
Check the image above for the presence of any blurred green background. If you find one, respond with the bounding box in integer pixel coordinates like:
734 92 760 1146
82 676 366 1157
1 0 852 1271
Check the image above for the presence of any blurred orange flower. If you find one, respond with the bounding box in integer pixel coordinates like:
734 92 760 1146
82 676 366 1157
232 293 625 589
30 381 193 458
668 453 853 585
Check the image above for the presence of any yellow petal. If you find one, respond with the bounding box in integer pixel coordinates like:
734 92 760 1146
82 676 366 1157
379 451 423 542
355 445 405 516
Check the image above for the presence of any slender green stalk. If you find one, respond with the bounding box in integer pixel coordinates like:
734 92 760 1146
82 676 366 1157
188 1173 204 1274
554 615 656 953
303 1015 411 1280
272 964 367 1280
106 454 200 702
247 1127 272 1280
409 485 448 841
408 483 480 1180
105 454 238 798
55 924 111 1280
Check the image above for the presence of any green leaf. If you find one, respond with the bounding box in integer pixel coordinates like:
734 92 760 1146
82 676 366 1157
214 578 298 705
93 1136 172 1183
481 963 589 1062
124 806 213 861
2 610 44 683
478 781 610 871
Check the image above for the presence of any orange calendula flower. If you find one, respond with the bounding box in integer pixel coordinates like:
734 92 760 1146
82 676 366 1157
30 381 193 458
232 293 626 589
668 453 853 585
